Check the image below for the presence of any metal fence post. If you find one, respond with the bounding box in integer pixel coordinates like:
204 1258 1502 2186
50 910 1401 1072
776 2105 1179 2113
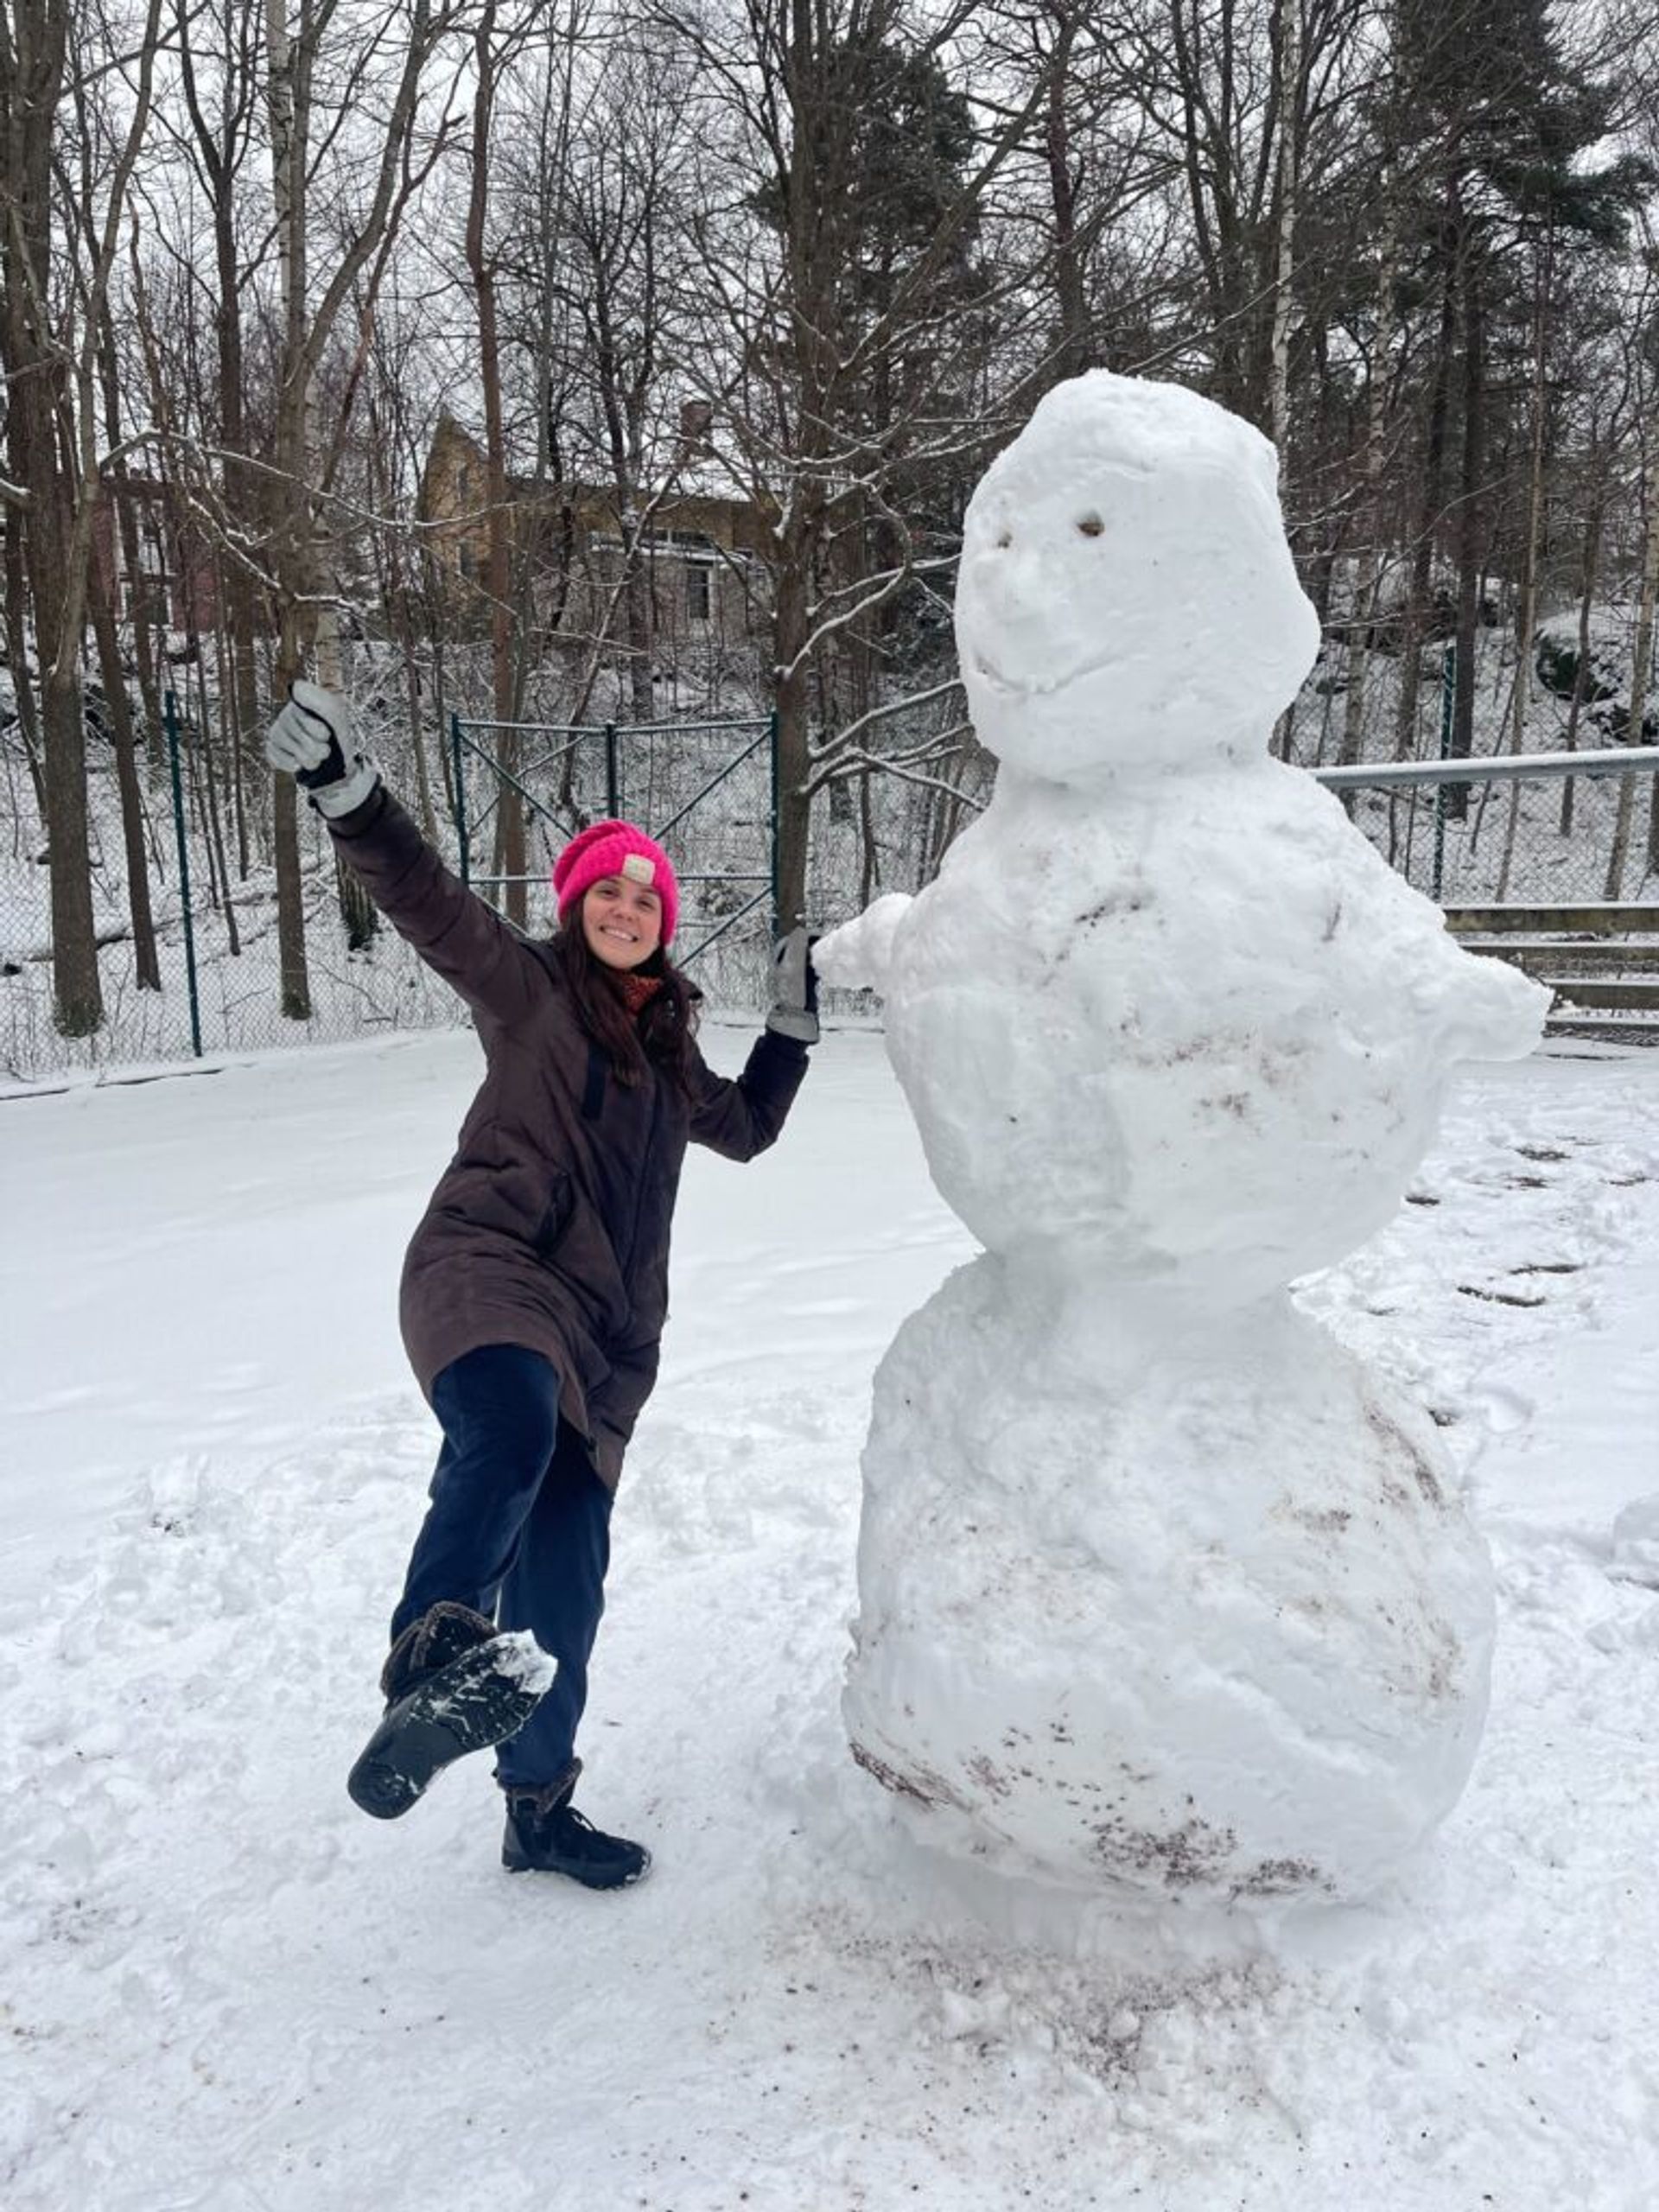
768 706 780 937
1433 644 1456 902
164 690 203 1058
451 711 469 887
604 721 620 818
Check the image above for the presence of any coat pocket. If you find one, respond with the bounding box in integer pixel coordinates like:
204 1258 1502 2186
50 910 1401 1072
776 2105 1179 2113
533 1170 574 1261
434 1159 571 1262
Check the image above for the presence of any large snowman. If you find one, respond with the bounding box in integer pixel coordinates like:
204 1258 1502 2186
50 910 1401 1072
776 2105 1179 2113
815 372 1548 1903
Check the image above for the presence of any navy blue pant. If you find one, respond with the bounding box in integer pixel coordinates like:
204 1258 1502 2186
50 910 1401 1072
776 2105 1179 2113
390 1344 612 1791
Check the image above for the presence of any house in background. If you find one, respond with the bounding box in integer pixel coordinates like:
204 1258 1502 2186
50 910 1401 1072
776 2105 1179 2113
416 406 771 702
92 474 221 640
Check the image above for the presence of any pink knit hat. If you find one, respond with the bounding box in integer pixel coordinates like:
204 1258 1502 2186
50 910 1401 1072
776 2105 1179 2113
552 818 679 945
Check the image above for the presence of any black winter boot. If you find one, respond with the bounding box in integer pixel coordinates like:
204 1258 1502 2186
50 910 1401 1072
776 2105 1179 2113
347 1601 556 1822
501 1760 652 1889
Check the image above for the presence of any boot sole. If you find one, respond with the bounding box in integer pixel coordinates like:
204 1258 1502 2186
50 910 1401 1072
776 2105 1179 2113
347 1637 553 1821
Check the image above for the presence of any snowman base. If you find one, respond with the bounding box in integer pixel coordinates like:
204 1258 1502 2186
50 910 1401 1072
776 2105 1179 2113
842 1256 1495 1903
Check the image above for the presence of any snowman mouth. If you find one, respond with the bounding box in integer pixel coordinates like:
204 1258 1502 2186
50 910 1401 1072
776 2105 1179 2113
973 652 1091 699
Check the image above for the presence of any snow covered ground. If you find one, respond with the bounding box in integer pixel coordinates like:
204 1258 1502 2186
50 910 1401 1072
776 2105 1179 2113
2 1025 1656 2210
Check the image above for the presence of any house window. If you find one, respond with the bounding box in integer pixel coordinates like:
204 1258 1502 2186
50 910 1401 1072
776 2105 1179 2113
686 565 711 623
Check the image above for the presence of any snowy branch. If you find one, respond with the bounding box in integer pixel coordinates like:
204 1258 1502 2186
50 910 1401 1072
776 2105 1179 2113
804 678 969 767
805 732 985 810
777 563 916 686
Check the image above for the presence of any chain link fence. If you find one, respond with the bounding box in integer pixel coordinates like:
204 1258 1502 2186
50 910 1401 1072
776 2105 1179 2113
1313 747 1659 907
449 711 778 1007
5 683 1657 1086
3 696 459 1086
0 699 779 1087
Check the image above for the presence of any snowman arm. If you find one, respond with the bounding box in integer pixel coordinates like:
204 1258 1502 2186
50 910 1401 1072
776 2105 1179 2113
810 892 913 997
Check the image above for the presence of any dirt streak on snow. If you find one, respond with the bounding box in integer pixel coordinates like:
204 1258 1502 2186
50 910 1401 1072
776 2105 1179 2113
1 1031 1656 2210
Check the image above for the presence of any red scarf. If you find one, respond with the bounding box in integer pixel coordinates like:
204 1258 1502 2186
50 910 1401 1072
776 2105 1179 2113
613 970 664 1020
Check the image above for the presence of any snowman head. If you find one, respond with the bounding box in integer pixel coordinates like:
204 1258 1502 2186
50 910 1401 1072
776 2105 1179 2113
955 372 1320 781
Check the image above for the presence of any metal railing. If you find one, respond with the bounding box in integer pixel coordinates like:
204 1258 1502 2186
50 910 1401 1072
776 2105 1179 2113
1312 747 1659 906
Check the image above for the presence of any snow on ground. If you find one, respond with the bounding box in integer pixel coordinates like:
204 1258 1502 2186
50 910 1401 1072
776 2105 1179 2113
1 1027 1656 2210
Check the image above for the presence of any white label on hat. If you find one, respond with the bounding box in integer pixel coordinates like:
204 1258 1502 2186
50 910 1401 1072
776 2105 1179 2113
621 853 656 887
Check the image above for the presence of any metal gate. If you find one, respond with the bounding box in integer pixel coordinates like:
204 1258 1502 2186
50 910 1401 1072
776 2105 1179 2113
450 711 779 969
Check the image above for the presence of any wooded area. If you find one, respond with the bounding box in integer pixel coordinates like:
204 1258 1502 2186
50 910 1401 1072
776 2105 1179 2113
3 0 1658 1044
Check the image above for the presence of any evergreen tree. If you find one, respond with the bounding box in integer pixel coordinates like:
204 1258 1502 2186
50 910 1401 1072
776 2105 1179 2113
1391 0 1650 799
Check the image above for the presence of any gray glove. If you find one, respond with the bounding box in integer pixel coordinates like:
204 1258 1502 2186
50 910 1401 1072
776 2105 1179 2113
766 925 819 1044
264 679 379 818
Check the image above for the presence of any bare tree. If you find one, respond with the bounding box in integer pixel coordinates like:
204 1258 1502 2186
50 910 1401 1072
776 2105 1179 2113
263 0 468 1016
1606 258 1659 895
172 0 270 857
650 0 1057 923
0 0 167 1035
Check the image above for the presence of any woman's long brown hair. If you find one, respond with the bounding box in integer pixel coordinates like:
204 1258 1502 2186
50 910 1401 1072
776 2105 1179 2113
550 913 702 1097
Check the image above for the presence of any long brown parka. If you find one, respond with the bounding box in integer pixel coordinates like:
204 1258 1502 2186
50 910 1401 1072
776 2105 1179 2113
327 786 810 1488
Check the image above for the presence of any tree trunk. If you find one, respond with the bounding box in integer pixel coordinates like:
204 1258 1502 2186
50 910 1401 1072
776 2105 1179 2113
24 474 103 1044
175 0 264 871
189 650 241 956
1557 486 1604 838
89 554 162 988
41 668 105 1034
2 513 47 820
1339 137 1399 771
623 540 656 726
266 0 313 1019
1447 234 1484 819
772 506 816 931
585 223 657 733
1393 240 1459 761
1608 416 1659 895
858 765 878 906
1641 428 1659 877
1043 10 1088 381
466 3 526 924
1495 228 1553 899
207 622 245 953
1 0 103 1034
213 207 262 885
1507 230 1551 761
111 472 162 755
93 302 163 758
1268 0 1302 456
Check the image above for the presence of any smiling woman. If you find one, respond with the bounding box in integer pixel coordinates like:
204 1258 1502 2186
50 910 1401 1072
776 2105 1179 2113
262 681 821 1891
553 819 677 971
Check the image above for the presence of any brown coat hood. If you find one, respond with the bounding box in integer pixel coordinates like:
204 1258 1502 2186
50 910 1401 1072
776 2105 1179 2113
329 785 809 1486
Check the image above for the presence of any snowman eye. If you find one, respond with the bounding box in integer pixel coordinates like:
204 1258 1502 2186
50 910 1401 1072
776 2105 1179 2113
995 530 1012 550
1077 514 1103 537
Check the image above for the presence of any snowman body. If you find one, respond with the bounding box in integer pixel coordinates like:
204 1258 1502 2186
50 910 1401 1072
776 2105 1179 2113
882 758 1539 1300
846 1261 1497 1898
819 372 1548 1900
